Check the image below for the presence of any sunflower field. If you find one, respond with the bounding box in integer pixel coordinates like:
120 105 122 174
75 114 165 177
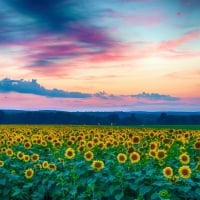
0 125 200 200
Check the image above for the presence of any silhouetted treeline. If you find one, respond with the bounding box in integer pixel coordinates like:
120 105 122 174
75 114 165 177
0 110 200 125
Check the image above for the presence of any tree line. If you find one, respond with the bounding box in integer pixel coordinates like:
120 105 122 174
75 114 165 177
0 110 200 125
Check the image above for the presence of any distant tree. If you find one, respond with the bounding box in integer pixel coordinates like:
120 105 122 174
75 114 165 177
157 113 167 124
107 113 120 125
0 110 5 123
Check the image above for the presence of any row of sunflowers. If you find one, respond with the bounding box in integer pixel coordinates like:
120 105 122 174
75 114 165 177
0 125 200 199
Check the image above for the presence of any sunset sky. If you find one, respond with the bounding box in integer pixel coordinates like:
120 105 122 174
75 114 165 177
0 0 200 111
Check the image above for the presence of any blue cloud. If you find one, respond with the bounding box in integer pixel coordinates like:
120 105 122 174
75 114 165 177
132 92 180 101
0 78 91 98
0 78 181 102
94 91 120 99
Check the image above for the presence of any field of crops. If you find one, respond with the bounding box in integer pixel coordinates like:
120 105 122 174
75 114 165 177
0 125 200 200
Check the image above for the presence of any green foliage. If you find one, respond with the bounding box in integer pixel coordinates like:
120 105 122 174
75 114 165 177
0 125 199 199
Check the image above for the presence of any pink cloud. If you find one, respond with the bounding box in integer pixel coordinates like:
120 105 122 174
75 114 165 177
1 92 199 111
162 49 200 59
159 29 200 50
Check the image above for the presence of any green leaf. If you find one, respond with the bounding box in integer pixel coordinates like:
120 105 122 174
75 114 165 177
195 188 200 196
146 169 154 176
47 180 55 189
135 171 142 177
87 177 96 185
105 184 120 197
151 192 159 199
3 188 10 196
178 186 191 193
152 181 164 187
23 182 33 189
139 186 151 195
108 174 115 182
128 182 138 191
11 187 21 197
32 192 44 200
115 192 124 200
69 186 77 196
0 178 6 186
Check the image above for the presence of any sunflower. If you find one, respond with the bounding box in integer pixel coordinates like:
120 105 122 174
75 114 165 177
91 160 104 172
105 141 112 148
17 151 24 160
34 164 42 169
163 167 173 178
37 139 42 145
65 148 75 159
84 151 94 161
24 141 32 149
149 132 155 138
149 142 158 150
132 136 140 144
67 139 74 146
159 190 170 199
127 146 135 154
46 135 52 142
194 141 200 150
87 141 94 149
24 168 34 179
164 144 170 151
113 140 119 147
129 152 140 163
162 138 169 144
149 150 156 157
48 163 57 171
41 140 47 147
156 150 166 160
178 165 192 179
159 160 165 166
42 161 49 169
179 153 190 164
58 157 64 164
0 140 5 146
117 153 127 164
31 153 40 162
170 175 179 184
32 139 37 144
93 137 99 144
53 141 62 148
16 136 21 143
6 148 13 157
0 160 4 167
77 145 85 153
23 155 30 162
79 140 86 146
98 142 105 149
